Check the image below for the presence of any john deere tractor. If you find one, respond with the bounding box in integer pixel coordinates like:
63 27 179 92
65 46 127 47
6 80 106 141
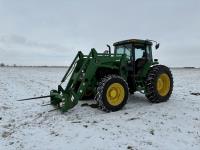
19 39 173 112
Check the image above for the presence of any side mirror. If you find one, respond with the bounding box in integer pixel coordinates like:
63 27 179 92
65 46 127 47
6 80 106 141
155 43 160 49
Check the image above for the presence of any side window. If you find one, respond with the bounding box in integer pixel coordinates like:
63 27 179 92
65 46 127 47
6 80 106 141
135 47 145 60
135 45 152 61
124 47 131 58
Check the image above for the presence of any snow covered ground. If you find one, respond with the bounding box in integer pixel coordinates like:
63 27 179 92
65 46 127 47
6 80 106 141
0 67 200 150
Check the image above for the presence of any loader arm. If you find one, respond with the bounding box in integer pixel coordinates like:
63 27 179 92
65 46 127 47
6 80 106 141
50 49 99 112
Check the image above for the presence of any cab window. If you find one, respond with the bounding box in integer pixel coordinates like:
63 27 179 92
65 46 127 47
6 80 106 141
115 44 132 59
135 46 145 60
135 45 152 61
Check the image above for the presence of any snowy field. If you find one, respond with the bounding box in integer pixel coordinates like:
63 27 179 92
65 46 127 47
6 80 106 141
0 67 200 150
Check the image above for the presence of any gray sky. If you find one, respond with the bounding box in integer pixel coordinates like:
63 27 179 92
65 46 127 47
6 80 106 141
0 0 200 67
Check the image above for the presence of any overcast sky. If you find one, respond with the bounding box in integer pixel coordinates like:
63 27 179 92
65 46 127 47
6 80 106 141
0 0 200 67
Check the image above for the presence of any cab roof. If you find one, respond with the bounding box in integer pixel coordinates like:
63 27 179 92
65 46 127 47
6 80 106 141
113 39 152 46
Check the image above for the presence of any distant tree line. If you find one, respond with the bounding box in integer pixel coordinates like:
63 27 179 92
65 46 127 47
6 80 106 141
0 63 17 67
0 62 5 67
0 63 67 67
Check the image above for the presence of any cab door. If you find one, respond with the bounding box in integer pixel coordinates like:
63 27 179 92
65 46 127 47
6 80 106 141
134 44 152 74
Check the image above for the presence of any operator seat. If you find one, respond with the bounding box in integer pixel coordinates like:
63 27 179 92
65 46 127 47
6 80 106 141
135 52 147 73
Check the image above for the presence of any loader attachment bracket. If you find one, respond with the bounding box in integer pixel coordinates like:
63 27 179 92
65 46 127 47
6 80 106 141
50 86 79 112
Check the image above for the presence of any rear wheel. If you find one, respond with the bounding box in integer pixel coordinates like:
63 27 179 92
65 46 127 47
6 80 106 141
145 65 173 103
95 75 129 112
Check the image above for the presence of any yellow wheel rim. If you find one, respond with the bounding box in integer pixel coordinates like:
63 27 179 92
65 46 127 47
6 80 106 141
156 73 170 96
106 83 125 106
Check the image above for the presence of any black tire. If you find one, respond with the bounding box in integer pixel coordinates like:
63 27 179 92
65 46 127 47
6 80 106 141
145 65 173 103
95 75 129 112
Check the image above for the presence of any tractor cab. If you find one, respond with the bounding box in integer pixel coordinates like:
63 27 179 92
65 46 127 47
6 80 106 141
113 39 159 74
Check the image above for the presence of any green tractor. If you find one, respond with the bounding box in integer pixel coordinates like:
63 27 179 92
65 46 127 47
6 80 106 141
19 39 173 112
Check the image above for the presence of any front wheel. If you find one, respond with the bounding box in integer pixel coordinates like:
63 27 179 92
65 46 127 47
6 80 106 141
95 75 129 112
145 65 173 103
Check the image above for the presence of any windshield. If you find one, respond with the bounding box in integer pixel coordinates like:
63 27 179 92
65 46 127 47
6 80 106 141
115 44 132 59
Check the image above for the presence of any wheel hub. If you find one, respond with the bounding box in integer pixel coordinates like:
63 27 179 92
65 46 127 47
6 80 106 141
106 83 125 106
156 73 170 96
157 78 164 90
110 89 117 98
